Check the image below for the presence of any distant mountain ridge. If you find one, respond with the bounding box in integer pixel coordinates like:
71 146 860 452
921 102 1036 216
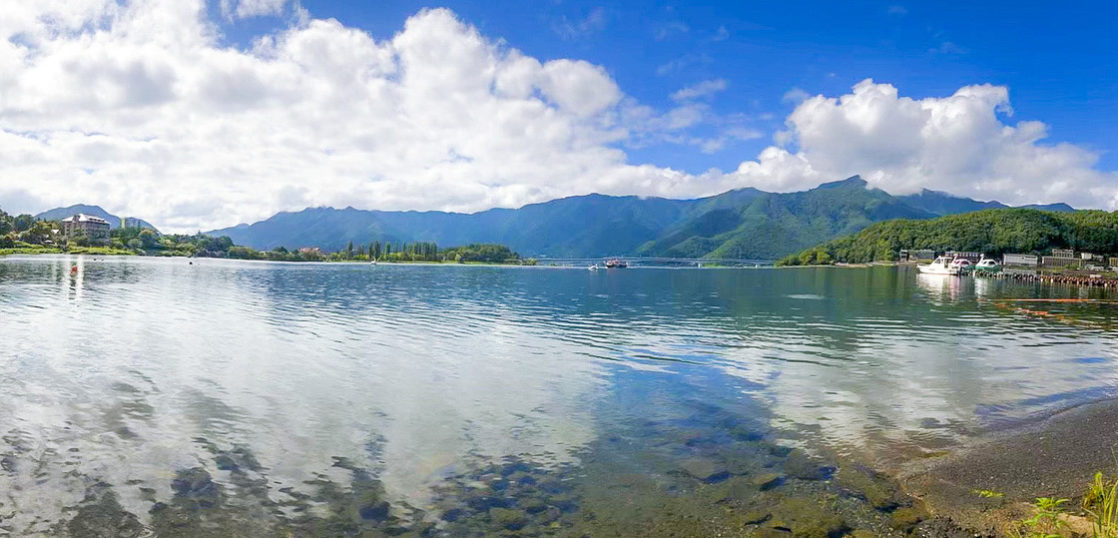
898 189 1075 216
35 204 157 231
204 177 1078 260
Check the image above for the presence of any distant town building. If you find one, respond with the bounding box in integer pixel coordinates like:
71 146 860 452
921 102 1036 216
1050 248 1076 259
59 214 110 244
946 251 982 262
1002 253 1038 266
899 249 934 262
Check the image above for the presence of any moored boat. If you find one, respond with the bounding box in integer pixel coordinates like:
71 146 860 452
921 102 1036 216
974 257 1000 273
917 256 961 276
604 258 628 269
950 257 974 274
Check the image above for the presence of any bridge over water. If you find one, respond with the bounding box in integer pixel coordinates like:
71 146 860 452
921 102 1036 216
532 257 773 268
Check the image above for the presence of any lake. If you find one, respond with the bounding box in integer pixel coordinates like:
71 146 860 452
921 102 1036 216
2 255 1117 536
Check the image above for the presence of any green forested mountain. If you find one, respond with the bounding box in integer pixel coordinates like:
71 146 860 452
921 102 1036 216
778 208 1118 266
636 177 932 259
207 194 694 257
202 177 1077 260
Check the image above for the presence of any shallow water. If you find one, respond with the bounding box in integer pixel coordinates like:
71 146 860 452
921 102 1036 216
2 256 1117 535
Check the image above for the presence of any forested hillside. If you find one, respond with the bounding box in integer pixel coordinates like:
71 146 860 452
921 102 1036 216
190 176 1076 260
777 208 1118 266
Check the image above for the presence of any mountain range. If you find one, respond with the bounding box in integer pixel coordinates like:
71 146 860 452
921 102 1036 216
195 176 1075 260
35 204 157 231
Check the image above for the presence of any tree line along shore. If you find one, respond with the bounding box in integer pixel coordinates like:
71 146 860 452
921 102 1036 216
777 207 1118 270
0 207 535 265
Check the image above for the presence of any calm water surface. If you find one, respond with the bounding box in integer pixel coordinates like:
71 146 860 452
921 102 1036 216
2 256 1117 536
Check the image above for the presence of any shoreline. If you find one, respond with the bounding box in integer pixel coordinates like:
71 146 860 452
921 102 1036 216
0 250 536 266
897 396 1118 534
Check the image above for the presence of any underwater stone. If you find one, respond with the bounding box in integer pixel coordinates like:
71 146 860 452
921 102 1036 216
782 449 833 481
549 494 579 513
889 505 927 531
708 476 757 503
359 500 390 522
500 461 532 477
680 458 729 482
466 495 514 512
214 454 238 472
489 507 529 530
750 473 784 490
65 484 145 538
833 466 900 510
520 498 548 514
171 468 219 501
539 505 562 525
768 497 847 538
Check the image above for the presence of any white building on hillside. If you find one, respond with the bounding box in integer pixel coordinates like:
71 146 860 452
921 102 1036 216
60 214 110 244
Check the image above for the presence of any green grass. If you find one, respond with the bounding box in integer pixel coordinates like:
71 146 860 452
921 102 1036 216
1010 497 1069 538
1005 470 1118 538
1084 472 1118 537
0 246 135 257
0 246 63 256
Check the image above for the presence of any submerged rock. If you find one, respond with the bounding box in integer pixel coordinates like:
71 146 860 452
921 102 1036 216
680 458 730 483
834 465 901 510
751 473 785 491
766 497 848 538
170 467 220 505
359 500 390 522
64 482 145 538
782 449 834 481
489 507 529 530
889 505 927 531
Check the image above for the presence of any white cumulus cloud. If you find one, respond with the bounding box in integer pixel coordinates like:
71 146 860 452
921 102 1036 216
0 2 730 231
728 79 1118 208
0 3 1115 233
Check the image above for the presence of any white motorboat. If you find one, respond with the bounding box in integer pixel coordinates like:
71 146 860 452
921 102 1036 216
588 264 599 271
950 257 974 273
917 256 961 275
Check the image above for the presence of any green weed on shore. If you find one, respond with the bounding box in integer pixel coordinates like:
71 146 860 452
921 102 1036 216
1005 471 1118 537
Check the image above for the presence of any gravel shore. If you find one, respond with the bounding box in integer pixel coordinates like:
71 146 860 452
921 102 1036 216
901 398 1118 533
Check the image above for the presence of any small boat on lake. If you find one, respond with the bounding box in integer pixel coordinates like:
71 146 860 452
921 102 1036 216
951 258 974 274
917 256 962 276
604 259 628 269
588 263 599 271
975 257 1001 273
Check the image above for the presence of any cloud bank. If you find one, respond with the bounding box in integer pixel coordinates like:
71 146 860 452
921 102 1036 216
1 1 1114 231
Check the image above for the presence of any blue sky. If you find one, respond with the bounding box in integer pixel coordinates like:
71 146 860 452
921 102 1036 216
4 0 1117 230
220 0 1118 173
